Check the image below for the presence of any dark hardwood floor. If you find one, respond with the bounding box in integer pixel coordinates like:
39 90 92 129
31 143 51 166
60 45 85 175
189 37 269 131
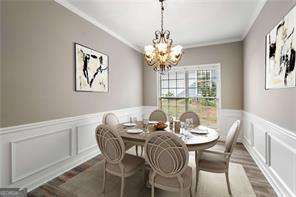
28 142 277 197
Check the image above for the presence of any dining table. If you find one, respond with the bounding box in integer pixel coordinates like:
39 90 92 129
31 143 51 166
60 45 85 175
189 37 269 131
118 121 220 151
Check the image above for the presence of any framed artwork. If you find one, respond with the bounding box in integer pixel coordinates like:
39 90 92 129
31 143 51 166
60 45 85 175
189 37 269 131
75 43 109 92
265 5 296 89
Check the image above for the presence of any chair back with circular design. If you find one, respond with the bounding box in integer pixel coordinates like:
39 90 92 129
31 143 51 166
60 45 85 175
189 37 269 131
95 124 125 164
144 131 188 177
179 111 200 127
149 109 167 122
102 113 119 126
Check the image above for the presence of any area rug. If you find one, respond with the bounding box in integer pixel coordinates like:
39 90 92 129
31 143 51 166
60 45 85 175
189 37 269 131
60 153 255 197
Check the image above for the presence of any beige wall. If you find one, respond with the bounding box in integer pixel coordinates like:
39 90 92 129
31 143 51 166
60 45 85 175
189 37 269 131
1 1 143 127
243 0 296 132
0 0 2 127
143 41 244 110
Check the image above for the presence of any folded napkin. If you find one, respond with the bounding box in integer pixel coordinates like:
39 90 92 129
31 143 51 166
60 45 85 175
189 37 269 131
190 126 209 134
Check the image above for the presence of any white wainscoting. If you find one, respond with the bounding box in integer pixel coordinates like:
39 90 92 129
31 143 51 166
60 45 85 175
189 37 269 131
4 106 294 197
0 106 142 191
242 111 296 197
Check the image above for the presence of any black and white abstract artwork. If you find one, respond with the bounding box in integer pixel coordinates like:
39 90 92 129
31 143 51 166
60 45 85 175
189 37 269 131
266 6 296 89
75 43 108 92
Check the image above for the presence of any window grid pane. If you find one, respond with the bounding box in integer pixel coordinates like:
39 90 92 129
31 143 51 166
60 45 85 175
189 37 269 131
160 69 218 128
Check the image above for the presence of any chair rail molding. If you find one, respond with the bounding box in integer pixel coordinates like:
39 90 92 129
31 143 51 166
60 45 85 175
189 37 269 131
242 111 296 197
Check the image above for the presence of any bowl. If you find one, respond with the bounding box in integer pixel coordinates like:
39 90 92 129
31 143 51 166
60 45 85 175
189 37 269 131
153 122 168 130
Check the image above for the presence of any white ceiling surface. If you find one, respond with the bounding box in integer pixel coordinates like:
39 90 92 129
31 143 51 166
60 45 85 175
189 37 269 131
56 0 267 52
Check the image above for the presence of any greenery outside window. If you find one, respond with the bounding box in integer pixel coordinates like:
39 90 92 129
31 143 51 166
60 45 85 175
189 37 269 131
158 65 220 128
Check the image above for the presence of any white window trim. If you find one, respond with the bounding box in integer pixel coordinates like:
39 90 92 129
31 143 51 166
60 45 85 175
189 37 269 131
156 63 221 127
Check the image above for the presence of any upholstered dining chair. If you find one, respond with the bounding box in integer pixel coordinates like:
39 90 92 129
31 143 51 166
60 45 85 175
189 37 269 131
179 111 200 127
102 113 135 152
195 120 241 195
102 113 119 126
149 109 167 122
144 131 193 197
95 124 145 197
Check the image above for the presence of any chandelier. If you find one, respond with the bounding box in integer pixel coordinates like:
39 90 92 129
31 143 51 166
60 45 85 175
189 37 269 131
144 0 183 72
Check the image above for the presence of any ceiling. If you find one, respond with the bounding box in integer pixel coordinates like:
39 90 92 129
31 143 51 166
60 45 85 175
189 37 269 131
56 0 267 52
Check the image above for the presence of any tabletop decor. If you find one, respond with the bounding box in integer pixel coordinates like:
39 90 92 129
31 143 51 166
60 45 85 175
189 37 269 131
144 0 183 73
265 5 296 89
75 43 109 92
153 121 167 130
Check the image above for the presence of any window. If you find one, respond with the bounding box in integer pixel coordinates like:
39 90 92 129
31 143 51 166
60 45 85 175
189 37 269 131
159 65 220 128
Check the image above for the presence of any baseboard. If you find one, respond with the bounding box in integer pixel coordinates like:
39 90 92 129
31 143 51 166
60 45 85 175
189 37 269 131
242 111 296 197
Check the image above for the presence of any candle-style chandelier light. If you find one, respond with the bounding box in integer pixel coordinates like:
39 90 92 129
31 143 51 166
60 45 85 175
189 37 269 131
144 0 183 72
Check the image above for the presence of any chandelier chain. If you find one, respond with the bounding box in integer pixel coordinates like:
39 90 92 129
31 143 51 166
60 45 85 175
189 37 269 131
160 0 164 33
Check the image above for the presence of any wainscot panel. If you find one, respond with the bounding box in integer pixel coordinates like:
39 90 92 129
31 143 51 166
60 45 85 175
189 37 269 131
0 106 142 191
243 111 296 197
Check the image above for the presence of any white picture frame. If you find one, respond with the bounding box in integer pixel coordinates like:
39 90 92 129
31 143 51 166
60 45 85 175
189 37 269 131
75 43 109 92
265 6 296 89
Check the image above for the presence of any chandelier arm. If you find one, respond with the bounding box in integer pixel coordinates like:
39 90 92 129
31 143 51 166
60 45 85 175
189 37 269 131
149 60 159 68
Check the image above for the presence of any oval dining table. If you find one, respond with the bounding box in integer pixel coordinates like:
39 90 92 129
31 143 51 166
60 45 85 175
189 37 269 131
118 122 220 151
117 121 220 189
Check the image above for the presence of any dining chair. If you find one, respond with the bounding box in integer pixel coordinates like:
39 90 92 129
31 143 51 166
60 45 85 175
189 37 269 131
144 131 193 197
102 113 135 151
149 109 167 122
195 120 241 195
102 113 119 126
179 111 200 127
95 124 145 197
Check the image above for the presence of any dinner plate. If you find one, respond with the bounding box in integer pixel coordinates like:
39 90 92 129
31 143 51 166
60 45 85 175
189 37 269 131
122 123 136 127
126 129 143 134
148 121 159 124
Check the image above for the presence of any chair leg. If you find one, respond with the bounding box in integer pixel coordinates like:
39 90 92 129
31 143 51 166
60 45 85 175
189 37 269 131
144 166 148 186
140 145 143 156
195 150 200 192
189 185 193 197
120 176 125 197
136 145 139 156
225 171 232 195
102 162 106 193
151 182 155 197
195 168 200 192
102 170 106 193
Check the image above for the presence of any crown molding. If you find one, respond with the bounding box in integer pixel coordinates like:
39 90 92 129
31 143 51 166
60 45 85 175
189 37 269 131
55 0 266 53
241 0 267 39
54 0 143 53
182 37 242 49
